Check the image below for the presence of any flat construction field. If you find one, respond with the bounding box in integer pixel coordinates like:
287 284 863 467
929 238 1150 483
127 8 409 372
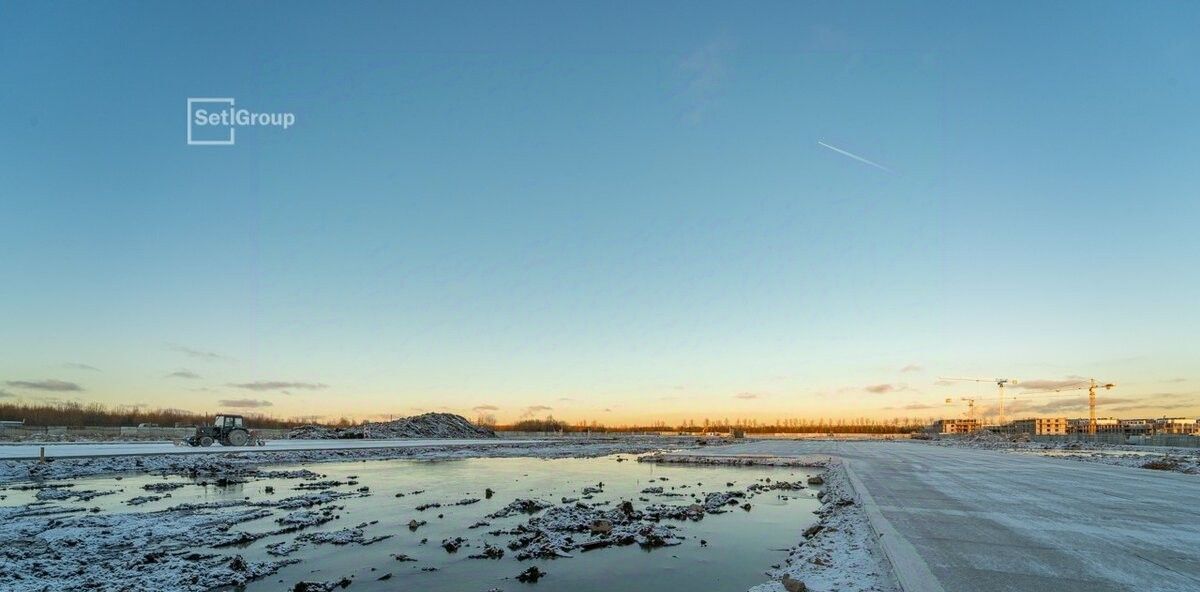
0 438 539 460
669 440 1200 592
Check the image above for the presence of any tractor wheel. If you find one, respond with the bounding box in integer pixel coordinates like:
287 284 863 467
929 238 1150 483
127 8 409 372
200 436 214 447
227 429 250 446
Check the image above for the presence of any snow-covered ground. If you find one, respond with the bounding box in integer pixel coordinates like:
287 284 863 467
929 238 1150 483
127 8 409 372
664 439 1200 592
0 491 313 591
27 434 1197 592
0 437 539 460
0 440 685 592
644 452 897 592
0 441 823 592
750 463 897 592
0 437 697 483
919 433 1200 475
10 435 1198 591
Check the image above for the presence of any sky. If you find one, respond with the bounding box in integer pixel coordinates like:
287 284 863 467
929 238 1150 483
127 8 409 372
2 1 1198 425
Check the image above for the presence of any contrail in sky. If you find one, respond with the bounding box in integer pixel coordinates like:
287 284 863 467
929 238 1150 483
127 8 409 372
817 141 893 173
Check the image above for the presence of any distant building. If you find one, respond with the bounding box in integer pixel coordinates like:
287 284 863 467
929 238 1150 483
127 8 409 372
1010 417 1068 435
1069 418 1121 434
1118 418 1153 436
926 418 981 435
1153 418 1199 435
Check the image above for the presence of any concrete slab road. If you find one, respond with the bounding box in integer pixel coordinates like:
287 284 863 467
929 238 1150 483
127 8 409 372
671 439 1200 592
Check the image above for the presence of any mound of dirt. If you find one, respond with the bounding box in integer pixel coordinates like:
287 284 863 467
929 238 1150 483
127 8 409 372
287 413 495 440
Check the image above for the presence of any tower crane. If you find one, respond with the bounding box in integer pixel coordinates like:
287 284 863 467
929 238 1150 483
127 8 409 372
961 398 977 421
939 377 1018 425
1014 379 1115 435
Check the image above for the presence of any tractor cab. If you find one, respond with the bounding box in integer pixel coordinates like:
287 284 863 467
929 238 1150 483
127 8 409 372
213 415 245 429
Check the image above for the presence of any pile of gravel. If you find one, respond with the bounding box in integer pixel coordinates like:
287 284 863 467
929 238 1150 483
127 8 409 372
287 413 495 440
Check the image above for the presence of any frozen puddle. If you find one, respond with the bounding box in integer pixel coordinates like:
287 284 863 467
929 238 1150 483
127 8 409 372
0 454 823 592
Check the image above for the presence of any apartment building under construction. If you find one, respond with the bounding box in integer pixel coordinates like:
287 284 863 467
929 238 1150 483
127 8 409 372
925 418 982 434
1154 417 1200 435
1010 417 1069 435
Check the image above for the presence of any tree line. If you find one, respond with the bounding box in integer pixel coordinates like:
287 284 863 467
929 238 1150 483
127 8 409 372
487 414 928 434
0 402 932 433
0 401 308 429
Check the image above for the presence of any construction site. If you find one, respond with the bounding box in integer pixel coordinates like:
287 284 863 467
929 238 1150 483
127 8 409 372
923 377 1200 447
1 371 1197 592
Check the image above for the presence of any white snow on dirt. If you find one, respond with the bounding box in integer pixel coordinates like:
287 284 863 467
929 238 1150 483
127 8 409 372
0 437 696 484
0 439 718 590
0 437 901 592
0 499 299 592
921 434 1200 475
0 437 532 461
748 463 897 592
287 412 496 439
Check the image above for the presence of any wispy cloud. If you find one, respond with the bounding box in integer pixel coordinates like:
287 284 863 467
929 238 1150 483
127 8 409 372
63 363 100 372
1109 402 1194 412
227 381 328 392
865 383 904 394
472 404 499 412
883 402 936 411
218 398 273 409
733 392 761 400
899 364 923 373
983 393 1195 416
996 397 1118 416
1014 379 1089 391
677 38 735 125
5 379 82 392
0 389 15 398
521 405 553 418
818 141 893 173
803 24 859 52
168 344 232 362
1013 398 1093 414
166 370 202 380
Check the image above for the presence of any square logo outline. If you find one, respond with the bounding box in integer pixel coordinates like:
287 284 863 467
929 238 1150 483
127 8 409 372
187 98 236 145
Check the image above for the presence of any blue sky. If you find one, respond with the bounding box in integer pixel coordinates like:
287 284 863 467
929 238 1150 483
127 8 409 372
2 1 1197 423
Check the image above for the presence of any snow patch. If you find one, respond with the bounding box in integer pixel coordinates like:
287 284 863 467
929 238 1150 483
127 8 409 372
749 464 897 592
